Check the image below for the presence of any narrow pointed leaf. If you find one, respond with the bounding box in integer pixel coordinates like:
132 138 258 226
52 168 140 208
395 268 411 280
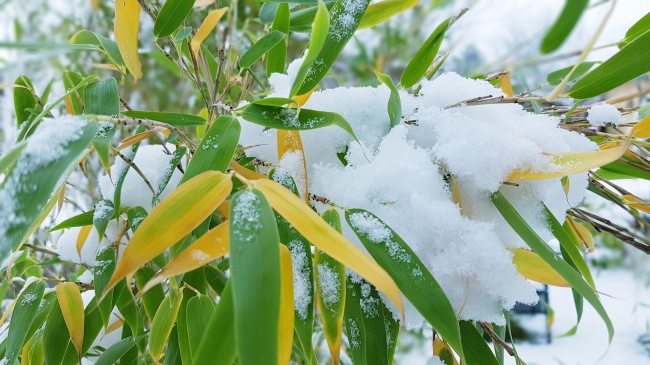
5 280 46 364
400 16 450 89
267 3 290 77
345 208 462 357
634 114 650 138
155 0 196 38
194 280 236 365
152 146 187 204
621 12 650 46
540 0 589 54
291 0 329 97
375 71 401 128
149 291 183 362
546 62 597 86
566 217 595 252
185 294 217 361
459 321 500 365
239 30 286 69
70 30 126 73
358 0 418 29
121 111 207 127
141 221 229 294
229 189 282 365
279 245 295 365
182 116 240 182
190 8 228 56
277 131 309 201
105 171 232 294
135 267 165 321
491 191 614 342
56 282 85 355
95 334 144 365
253 179 404 317
94 247 116 327
512 248 570 287
0 141 26 176
13 76 38 128
115 0 142 79
93 199 114 240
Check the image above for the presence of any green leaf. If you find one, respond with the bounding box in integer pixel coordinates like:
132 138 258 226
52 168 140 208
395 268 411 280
239 30 287 69
149 292 183 362
154 0 196 38
229 189 282 365
84 78 119 172
459 321 500 365
135 267 165 322
127 206 148 233
152 146 186 205
69 30 126 73
0 141 26 176
50 211 95 231
260 2 280 24
94 247 116 327
0 119 99 261
181 116 240 183
345 208 463 358
5 280 46 364
358 0 418 29
296 0 370 95
291 0 330 97
621 12 650 46
546 62 597 86
43 299 70 365
174 26 193 43
267 4 290 77
13 75 38 128
375 71 401 128
491 191 614 342
195 280 236 365
93 199 114 240
62 71 85 116
242 104 359 142
113 140 142 217
120 111 206 127
95 334 145 365
289 3 336 33
384 300 400 363
400 16 450 89
598 159 650 180
569 29 650 99
186 294 217 360
540 0 589 54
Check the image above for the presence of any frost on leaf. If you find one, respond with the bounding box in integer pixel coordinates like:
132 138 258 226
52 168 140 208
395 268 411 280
231 190 262 242
288 240 312 320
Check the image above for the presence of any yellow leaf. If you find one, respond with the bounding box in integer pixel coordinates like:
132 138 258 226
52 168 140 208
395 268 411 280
105 171 232 296
278 245 294 365
277 130 308 202
105 318 124 335
252 179 405 317
508 137 631 180
218 199 230 220
450 175 462 211
118 129 164 150
56 282 85 355
498 73 514 98
76 225 93 258
193 0 216 8
561 176 570 197
293 89 314 106
230 160 267 180
566 217 594 253
114 0 143 80
65 97 75 115
512 248 570 287
433 338 459 365
190 8 228 57
634 114 650 138
621 194 650 214
57 184 66 213
140 221 229 295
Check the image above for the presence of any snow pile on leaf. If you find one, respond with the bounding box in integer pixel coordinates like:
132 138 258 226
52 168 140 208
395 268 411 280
240 68 596 325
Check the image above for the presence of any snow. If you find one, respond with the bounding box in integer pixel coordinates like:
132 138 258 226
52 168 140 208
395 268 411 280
78 270 94 284
288 240 312 320
20 293 38 305
425 357 445 365
279 151 307 200
587 103 626 127
190 249 211 262
55 223 125 266
317 261 341 310
93 200 112 222
230 190 262 242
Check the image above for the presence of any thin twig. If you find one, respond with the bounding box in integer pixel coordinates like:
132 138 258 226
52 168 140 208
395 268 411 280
99 116 197 151
112 147 157 195
479 322 516 358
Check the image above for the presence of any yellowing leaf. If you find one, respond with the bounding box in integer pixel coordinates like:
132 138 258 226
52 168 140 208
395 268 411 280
498 73 514 98
118 129 165 150
218 200 230 220
56 283 85 355
76 225 93 258
450 175 462 211
561 176 570 197
278 245 294 365
140 221 230 295
193 0 215 8
358 0 419 29
105 318 124 335
252 179 404 317
229 160 267 180
293 90 314 106
105 171 232 296
512 248 570 287
566 217 594 253
621 194 650 214
508 137 631 180
190 8 227 57
433 338 459 365
634 114 650 138
277 130 308 202
115 0 143 80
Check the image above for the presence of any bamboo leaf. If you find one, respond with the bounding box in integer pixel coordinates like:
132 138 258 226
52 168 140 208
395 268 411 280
267 3 290 77
491 191 614 342
242 104 359 141
634 114 650 138
358 0 419 29
620 12 650 46
114 0 143 79
56 282 85 356
290 0 330 97
459 321 500 365
316 210 346 364
149 291 183 362
374 71 401 128
194 280 236 365
0 141 26 176
13 76 38 128
135 267 165 322
155 0 197 38
566 217 595 252
92 199 114 240
239 30 287 69
400 16 450 89
230 189 282 365
152 146 187 204
512 248 570 287
252 179 404 317
95 334 144 365
105 171 232 295
185 294 217 361
345 208 462 357
182 116 240 182
540 0 589 54
94 247 116 327
546 62 597 86
43 299 70 365
69 30 126 73
5 280 46 365
569 29 650 99
190 8 228 56
279 245 295 365
121 111 207 127
277 131 309 201
84 78 119 173
141 221 229 294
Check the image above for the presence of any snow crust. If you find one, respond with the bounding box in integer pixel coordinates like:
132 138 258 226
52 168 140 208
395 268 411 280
238 64 599 325
587 103 626 127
